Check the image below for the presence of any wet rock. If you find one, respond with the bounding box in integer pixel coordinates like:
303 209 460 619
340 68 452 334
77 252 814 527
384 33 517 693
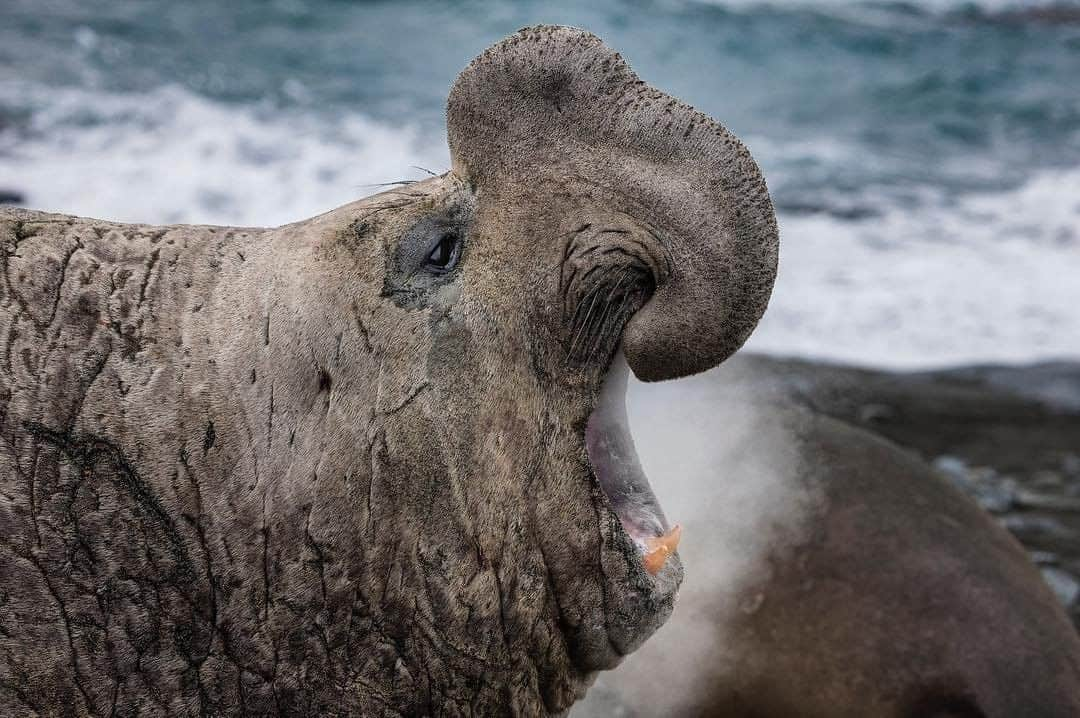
1014 489 1080 513
1031 470 1066 490
1000 514 1078 543
1042 567 1080 609
972 483 1017 514
1030 551 1060 566
933 456 1016 513
933 455 968 481
934 456 975 495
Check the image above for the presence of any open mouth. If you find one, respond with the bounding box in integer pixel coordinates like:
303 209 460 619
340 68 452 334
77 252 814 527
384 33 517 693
586 351 682 577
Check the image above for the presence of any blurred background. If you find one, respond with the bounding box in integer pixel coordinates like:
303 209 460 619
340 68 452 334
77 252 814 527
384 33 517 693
3 0 1080 369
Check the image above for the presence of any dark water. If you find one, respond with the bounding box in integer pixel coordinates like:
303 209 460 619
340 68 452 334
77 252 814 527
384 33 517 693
2 0 1080 365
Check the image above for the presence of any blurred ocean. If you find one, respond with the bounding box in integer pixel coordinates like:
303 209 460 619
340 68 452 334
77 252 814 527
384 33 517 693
2 0 1079 368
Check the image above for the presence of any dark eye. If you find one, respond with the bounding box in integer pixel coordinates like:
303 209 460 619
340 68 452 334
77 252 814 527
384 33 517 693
424 232 461 274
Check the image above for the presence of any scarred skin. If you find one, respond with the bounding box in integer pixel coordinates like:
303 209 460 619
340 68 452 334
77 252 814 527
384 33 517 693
0 26 778 716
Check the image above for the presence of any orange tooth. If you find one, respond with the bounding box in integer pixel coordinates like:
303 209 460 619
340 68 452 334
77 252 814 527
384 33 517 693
643 524 682 575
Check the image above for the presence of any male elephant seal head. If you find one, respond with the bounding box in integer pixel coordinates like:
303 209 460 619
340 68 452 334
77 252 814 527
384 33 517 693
447 25 778 381
331 24 777 708
0 24 776 718
322 24 777 707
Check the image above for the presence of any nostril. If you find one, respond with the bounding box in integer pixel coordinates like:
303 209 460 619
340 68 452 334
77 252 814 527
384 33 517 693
560 222 664 367
564 267 652 365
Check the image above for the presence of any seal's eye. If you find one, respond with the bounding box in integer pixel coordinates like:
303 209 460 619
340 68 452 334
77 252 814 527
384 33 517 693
424 232 460 274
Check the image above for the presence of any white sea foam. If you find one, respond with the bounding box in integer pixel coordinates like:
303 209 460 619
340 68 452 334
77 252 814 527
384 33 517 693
0 85 449 227
2 86 1078 369
748 165 1080 368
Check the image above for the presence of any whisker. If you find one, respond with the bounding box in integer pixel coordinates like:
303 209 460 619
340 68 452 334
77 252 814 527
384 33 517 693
585 269 634 364
585 301 615 366
572 267 623 364
365 180 419 188
568 285 604 360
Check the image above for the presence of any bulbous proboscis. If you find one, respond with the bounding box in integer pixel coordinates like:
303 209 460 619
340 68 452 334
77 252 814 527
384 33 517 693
448 25 778 381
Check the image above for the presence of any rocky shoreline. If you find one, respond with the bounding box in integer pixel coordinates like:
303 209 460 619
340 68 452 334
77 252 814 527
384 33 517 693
731 354 1080 626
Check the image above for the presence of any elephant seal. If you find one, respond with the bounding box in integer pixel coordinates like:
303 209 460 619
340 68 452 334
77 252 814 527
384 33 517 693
0 26 777 715
577 359 1080 717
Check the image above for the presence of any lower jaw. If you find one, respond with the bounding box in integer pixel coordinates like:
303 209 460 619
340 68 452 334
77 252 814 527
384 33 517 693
555 351 683 676
578 513 684 671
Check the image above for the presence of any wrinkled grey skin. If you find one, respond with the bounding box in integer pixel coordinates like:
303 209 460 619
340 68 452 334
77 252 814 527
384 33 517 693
0 26 777 716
